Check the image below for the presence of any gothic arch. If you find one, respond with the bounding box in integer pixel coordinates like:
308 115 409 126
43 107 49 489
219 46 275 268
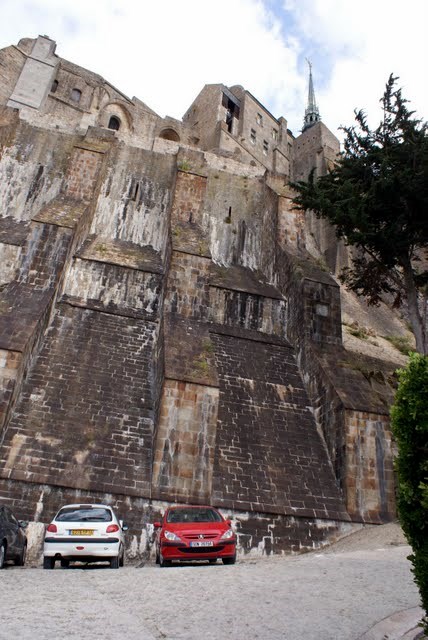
98 101 133 133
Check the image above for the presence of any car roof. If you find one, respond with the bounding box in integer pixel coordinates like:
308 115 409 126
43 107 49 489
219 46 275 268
166 505 218 510
56 503 113 510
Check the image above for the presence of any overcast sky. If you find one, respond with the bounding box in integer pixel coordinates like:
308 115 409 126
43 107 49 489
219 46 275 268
1 0 427 140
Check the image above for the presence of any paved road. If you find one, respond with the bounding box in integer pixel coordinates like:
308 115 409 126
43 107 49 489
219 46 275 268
0 535 422 640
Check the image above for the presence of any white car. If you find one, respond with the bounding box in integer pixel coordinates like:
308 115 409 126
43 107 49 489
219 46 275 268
43 503 128 569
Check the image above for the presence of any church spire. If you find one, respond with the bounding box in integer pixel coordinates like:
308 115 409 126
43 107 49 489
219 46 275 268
302 59 321 132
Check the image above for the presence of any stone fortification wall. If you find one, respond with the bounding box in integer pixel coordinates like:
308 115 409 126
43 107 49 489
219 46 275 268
0 306 158 496
211 330 348 521
275 247 396 523
0 37 402 561
0 44 27 105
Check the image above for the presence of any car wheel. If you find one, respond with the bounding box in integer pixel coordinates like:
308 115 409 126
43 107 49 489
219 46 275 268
208 559 217 564
0 542 6 569
110 555 120 569
43 556 55 569
159 551 171 567
119 546 125 567
16 544 26 566
222 555 236 565
60 559 70 568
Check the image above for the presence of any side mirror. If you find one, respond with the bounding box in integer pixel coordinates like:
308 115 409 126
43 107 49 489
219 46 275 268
18 520 28 528
121 522 129 532
226 520 232 526
153 522 161 528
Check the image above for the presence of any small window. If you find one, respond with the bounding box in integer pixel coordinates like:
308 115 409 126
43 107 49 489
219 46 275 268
70 88 82 104
256 113 263 126
108 116 121 131
272 128 278 141
51 79 58 93
316 303 329 317
263 140 268 155
250 128 256 145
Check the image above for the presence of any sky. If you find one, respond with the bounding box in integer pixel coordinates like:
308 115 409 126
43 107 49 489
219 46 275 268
1 0 427 140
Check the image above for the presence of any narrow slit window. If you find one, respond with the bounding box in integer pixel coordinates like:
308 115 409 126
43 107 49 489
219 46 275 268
263 140 268 155
51 80 58 93
256 113 263 126
250 129 256 145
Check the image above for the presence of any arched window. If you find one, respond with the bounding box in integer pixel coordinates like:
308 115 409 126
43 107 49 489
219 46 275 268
108 116 121 131
159 128 180 142
51 80 58 93
70 88 82 104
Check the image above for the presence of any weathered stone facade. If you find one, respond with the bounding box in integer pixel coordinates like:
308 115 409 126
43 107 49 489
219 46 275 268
0 36 403 559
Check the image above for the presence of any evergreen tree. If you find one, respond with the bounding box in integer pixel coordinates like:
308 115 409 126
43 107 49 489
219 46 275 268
390 353 428 632
292 75 428 354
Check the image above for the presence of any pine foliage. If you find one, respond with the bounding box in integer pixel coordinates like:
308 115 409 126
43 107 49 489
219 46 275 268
292 75 428 353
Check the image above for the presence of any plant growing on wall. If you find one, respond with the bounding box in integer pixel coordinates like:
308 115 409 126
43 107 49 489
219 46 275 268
390 352 428 633
292 75 428 354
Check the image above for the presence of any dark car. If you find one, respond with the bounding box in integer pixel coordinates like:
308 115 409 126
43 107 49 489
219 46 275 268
154 505 237 567
0 504 27 568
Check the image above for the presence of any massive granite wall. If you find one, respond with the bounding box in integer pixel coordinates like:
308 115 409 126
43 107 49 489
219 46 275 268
0 99 397 560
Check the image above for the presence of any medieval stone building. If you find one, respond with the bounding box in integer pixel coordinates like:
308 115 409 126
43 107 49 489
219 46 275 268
0 36 407 557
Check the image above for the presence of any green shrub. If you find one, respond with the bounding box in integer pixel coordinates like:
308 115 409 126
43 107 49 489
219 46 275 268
390 353 428 633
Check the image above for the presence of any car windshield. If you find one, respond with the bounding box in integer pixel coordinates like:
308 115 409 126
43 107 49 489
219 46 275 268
55 507 112 522
166 508 222 523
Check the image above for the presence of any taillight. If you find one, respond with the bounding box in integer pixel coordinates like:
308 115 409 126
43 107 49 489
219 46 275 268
47 523 57 533
106 524 119 533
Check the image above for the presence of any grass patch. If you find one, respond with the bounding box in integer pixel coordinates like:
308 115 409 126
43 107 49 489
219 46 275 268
178 160 191 172
347 326 370 340
383 335 413 356
344 322 376 341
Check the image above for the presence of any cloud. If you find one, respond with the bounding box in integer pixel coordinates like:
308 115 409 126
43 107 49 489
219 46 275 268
283 0 428 136
0 0 427 140
0 0 306 131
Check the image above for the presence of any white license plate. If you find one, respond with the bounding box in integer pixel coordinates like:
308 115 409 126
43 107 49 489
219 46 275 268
190 541 214 547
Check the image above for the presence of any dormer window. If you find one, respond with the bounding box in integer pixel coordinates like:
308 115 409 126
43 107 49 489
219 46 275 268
108 116 121 131
70 88 82 104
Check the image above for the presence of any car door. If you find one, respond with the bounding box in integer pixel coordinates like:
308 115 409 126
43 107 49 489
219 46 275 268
0 507 12 558
3 507 20 557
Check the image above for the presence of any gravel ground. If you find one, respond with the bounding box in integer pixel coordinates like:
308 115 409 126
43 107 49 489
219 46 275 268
0 523 422 640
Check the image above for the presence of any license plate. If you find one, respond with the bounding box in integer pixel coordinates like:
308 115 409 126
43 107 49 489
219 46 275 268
70 529 94 536
190 541 213 547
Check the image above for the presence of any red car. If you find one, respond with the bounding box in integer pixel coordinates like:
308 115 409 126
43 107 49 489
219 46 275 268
154 505 236 567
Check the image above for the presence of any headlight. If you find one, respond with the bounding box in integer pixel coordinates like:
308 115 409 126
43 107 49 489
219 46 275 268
164 530 181 542
220 529 234 540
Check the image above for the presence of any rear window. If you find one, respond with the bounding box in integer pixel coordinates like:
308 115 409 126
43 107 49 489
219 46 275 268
55 507 112 522
166 508 222 523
